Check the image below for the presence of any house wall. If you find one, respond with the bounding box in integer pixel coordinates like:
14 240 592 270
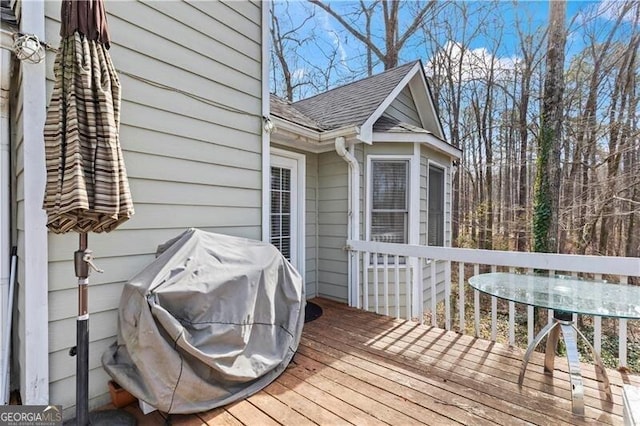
317 151 349 301
35 0 265 415
382 86 421 127
271 143 318 299
420 146 453 309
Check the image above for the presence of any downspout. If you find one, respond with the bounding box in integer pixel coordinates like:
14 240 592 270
0 39 12 403
335 137 360 307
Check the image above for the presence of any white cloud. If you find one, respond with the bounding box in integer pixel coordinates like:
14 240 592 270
319 9 348 66
425 41 520 83
292 68 306 82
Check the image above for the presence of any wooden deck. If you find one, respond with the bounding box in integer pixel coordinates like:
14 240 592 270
113 298 639 425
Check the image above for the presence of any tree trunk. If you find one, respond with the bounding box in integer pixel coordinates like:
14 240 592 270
532 0 566 254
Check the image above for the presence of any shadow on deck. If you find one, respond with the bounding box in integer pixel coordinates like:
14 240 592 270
106 298 639 425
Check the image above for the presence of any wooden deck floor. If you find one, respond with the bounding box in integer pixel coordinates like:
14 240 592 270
114 298 639 425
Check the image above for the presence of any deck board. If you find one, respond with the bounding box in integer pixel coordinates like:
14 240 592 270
111 298 638 425
309 301 617 423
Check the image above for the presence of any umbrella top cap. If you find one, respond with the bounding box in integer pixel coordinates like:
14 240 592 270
61 0 111 49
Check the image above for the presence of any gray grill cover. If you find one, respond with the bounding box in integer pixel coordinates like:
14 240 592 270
102 229 305 413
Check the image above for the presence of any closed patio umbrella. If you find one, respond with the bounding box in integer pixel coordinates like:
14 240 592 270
43 0 134 424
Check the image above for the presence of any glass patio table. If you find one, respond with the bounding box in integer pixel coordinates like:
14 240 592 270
468 272 640 416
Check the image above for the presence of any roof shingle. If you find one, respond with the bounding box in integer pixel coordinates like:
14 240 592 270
271 61 419 131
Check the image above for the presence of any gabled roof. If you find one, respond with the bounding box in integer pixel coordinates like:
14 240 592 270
292 61 418 131
270 60 455 157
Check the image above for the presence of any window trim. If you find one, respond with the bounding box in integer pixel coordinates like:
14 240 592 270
365 155 414 244
427 159 447 247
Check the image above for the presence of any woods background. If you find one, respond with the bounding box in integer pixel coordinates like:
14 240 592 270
270 0 640 258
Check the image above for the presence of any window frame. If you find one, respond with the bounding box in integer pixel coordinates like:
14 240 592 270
365 155 413 245
427 160 447 247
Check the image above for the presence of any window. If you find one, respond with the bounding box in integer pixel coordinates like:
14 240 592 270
370 160 409 244
271 166 291 260
428 164 445 246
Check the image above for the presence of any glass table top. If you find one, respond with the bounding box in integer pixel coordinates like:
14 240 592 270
468 272 640 319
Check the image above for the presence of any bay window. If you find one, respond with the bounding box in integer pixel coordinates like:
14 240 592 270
369 159 409 244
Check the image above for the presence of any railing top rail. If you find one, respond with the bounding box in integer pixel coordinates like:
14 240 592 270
347 240 640 277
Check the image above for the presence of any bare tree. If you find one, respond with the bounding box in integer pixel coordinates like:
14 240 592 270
308 0 437 71
532 0 567 253
565 1 636 254
270 2 318 100
514 16 546 251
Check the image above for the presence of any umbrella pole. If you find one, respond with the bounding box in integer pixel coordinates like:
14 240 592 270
75 232 90 426
69 235 135 426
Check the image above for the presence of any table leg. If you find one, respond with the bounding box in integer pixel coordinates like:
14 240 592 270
560 323 585 416
573 325 613 401
518 320 559 386
544 323 561 374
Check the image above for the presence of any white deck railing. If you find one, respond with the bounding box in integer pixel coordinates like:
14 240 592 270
346 240 640 368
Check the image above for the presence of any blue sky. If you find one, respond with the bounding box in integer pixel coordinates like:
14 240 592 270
272 1 634 97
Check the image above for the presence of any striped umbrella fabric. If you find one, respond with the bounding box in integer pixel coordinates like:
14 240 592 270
43 0 133 234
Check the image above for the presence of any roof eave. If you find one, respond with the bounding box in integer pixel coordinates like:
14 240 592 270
271 117 363 153
373 131 462 159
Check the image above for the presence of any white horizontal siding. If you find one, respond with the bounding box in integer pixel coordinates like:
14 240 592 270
40 0 265 414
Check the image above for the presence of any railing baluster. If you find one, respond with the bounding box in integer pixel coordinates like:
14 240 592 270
527 267 534 344
383 254 389 316
571 271 578 323
474 264 480 338
363 252 369 312
508 267 515 346
354 251 361 309
417 257 424 325
373 254 379 314
431 260 437 327
547 269 555 323
394 255 400 319
594 273 602 354
347 241 637 371
445 260 451 331
405 256 411 321
619 275 628 368
459 262 465 334
491 265 497 341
